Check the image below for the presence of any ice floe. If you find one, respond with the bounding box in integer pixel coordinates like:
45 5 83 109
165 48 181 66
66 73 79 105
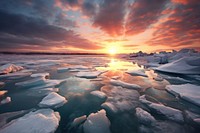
0 64 23 75
0 109 60 133
76 71 106 78
71 115 87 127
101 86 140 114
110 79 142 90
30 73 50 78
156 57 200 74
15 77 46 87
185 110 200 126
166 84 200 106
139 95 184 123
83 109 111 133
0 97 11 105
126 69 147 77
0 72 31 79
136 107 156 125
58 65 91 72
90 91 107 100
38 92 67 108
0 90 7 97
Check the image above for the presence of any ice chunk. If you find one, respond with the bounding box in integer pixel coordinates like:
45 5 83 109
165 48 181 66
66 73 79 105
0 109 60 133
71 115 87 127
38 92 67 108
0 97 11 105
30 73 49 78
185 110 200 126
26 88 59 97
101 86 139 114
136 107 156 125
166 84 200 106
0 64 23 75
0 72 31 79
126 69 147 77
0 82 4 88
156 57 200 74
76 71 106 78
83 109 111 133
110 79 142 90
139 95 184 123
0 90 7 97
90 91 107 100
57 67 70 72
15 77 46 87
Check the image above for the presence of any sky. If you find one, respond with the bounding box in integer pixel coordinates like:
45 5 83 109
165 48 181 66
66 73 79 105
0 0 199 54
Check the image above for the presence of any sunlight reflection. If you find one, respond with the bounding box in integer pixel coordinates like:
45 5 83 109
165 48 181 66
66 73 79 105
96 58 141 71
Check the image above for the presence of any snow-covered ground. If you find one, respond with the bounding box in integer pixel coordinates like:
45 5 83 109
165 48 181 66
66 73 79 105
0 52 200 133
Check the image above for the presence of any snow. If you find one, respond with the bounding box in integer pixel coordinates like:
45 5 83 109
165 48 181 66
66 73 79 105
76 71 106 78
156 56 200 74
0 64 23 75
110 79 142 90
83 109 111 133
126 69 147 77
90 91 107 100
136 107 156 125
30 73 50 78
38 92 67 108
166 84 200 106
101 86 139 114
71 115 87 127
0 97 11 105
0 109 60 133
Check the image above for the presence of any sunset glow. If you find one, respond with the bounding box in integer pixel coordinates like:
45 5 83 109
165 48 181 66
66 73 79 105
0 0 199 53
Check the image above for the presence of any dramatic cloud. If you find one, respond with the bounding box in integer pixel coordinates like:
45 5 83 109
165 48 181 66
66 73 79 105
147 0 200 48
92 0 128 36
125 0 168 35
0 9 100 52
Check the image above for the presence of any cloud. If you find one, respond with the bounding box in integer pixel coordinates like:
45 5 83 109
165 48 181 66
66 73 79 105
147 0 200 49
92 0 128 36
125 0 168 35
0 9 101 52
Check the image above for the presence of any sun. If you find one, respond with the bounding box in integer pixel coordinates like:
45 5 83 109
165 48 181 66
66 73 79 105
108 48 117 55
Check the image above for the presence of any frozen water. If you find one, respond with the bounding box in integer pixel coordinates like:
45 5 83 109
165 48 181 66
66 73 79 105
110 79 142 90
71 115 87 127
136 107 156 125
166 84 200 106
83 109 111 133
38 92 67 108
30 73 50 78
15 77 46 87
126 69 147 77
76 70 106 78
90 90 107 100
0 109 60 133
0 97 11 105
0 64 23 75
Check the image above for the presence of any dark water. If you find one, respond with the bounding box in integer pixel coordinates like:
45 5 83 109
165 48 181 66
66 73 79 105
0 55 200 133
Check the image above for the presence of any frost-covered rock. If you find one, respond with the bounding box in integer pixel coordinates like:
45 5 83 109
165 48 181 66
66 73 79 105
0 97 11 105
0 109 60 133
136 107 156 125
30 73 49 78
0 64 23 75
126 69 147 77
156 57 200 74
166 84 200 106
38 92 67 108
90 91 107 100
110 79 142 90
83 109 111 133
76 71 106 78
101 86 140 114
